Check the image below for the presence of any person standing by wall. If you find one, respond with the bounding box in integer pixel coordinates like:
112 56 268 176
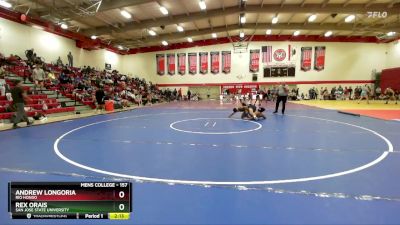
95 86 105 111
375 86 381 100
178 88 182 101
357 84 370 104
11 80 33 128
273 82 289 115
187 89 191 101
67 52 73 67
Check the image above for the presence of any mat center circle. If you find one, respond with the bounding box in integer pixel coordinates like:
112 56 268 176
169 118 262 134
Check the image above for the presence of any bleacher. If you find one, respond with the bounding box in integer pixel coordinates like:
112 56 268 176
1 61 78 121
1 51 163 123
0 95 75 120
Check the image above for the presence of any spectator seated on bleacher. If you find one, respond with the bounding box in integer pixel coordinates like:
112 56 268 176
32 111 47 122
4 54 20 66
0 65 7 96
288 90 299 101
114 93 129 108
56 57 63 67
59 72 71 84
190 93 199 101
46 71 59 87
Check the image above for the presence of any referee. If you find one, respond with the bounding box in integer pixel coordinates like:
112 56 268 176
273 82 289 115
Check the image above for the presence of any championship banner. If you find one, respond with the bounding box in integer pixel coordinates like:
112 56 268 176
210 51 220 74
314 46 326 71
188 53 197 75
301 47 312 71
177 53 186 75
199 52 208 74
249 49 260 72
221 51 231 74
167 53 176 75
156 54 165 75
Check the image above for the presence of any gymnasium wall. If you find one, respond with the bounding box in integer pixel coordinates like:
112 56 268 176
386 40 400 68
120 54 153 83
0 17 122 71
133 42 388 86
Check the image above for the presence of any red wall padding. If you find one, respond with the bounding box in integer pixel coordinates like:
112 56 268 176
381 67 400 91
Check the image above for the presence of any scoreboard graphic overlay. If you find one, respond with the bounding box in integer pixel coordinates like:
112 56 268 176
9 182 132 220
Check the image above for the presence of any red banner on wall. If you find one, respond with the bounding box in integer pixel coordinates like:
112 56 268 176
222 51 231 74
199 52 208 74
210 51 219 74
188 53 197 75
314 46 326 71
249 49 260 72
156 54 165 75
301 47 312 71
167 53 175 75
177 53 186 75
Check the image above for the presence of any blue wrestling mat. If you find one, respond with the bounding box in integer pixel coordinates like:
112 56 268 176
1 101 400 224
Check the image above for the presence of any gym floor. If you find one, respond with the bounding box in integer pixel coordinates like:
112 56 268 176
1 100 400 224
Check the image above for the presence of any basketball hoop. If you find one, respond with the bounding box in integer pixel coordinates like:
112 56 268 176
233 41 248 54
231 35 250 54
73 0 103 16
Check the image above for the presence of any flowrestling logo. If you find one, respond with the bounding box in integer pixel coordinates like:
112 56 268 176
367 11 388 18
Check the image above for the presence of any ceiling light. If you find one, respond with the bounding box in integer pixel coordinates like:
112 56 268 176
239 31 245 38
120 10 132 19
162 40 168 46
177 25 184 32
199 0 206 10
91 35 97 40
0 0 12 8
387 31 396 36
266 29 272 35
159 6 168 15
60 23 68 29
324 31 332 37
240 14 246 24
345 14 355 23
212 33 217 38
308 14 317 22
272 16 278 24
293 30 300 36
187 37 193 42
148 30 156 36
